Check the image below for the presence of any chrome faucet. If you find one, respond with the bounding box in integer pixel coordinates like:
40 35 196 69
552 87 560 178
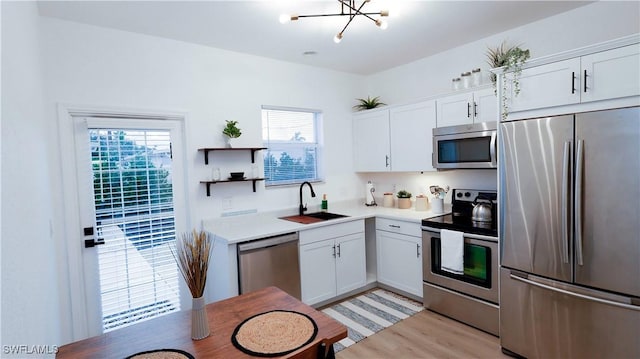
299 181 316 215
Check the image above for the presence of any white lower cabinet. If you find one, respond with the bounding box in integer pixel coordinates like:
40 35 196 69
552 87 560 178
376 218 423 298
299 220 366 305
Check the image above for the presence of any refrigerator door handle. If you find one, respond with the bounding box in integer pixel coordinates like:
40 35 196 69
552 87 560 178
575 139 585 266
561 141 571 264
510 274 640 311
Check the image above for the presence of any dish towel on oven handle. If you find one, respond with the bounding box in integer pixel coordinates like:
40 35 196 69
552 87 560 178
440 229 464 274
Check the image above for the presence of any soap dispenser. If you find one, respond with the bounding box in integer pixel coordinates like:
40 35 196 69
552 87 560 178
321 194 328 212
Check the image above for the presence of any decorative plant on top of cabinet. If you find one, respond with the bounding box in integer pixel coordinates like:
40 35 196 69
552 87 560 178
486 41 531 120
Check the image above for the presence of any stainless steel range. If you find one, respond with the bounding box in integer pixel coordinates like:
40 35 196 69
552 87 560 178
421 189 499 336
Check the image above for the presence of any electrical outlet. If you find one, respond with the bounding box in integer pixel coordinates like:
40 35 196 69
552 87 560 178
222 197 232 210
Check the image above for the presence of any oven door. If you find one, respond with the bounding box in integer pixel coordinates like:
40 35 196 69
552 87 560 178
422 228 498 304
432 126 497 169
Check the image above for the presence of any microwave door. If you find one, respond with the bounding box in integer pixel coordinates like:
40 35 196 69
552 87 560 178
435 131 496 169
500 115 573 282
574 107 640 297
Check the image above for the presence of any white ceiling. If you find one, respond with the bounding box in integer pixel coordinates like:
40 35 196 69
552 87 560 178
37 1 592 75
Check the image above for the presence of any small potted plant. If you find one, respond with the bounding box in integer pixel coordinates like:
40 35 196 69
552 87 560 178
486 41 531 120
353 96 386 111
396 190 412 209
222 120 242 147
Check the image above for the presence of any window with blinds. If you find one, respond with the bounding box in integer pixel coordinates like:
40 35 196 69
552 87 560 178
262 107 323 186
90 128 180 332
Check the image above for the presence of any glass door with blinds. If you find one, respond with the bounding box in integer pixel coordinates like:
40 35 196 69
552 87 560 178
75 117 188 334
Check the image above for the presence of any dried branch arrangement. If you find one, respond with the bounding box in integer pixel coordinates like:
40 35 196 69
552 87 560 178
174 229 213 298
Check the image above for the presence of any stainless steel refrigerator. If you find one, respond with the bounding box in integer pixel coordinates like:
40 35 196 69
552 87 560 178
499 107 640 358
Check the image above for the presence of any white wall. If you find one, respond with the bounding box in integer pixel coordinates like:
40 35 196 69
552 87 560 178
39 16 364 343
360 1 640 198
1 2 60 357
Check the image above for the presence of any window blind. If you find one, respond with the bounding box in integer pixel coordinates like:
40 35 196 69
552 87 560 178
90 128 180 332
262 108 323 186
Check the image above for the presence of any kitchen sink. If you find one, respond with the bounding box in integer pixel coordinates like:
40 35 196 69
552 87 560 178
304 212 349 220
279 212 349 224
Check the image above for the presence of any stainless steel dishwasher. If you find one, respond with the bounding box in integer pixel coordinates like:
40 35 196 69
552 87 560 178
237 232 301 299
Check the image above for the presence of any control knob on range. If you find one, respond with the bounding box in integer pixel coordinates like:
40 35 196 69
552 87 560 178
465 192 471 197
456 192 463 198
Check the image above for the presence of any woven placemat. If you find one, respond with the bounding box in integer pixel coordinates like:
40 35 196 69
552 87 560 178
125 348 194 359
231 310 318 357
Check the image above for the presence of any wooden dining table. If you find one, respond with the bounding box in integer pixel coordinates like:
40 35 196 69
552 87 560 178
57 286 347 358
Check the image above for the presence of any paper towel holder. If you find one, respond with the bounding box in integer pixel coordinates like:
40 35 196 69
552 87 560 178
365 181 377 207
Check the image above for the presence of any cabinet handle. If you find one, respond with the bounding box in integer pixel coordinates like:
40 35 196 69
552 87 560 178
416 243 420 258
332 244 336 258
337 244 341 258
583 70 588 93
473 102 478 118
385 155 390 168
571 71 576 94
467 103 471 118
388 224 401 228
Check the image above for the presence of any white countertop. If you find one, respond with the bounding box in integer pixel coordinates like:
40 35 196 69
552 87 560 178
202 200 450 244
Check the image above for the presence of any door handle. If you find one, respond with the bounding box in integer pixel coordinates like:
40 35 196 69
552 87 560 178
416 243 420 258
388 224 401 228
85 238 105 248
561 141 571 264
571 71 576 94
473 102 478 118
583 70 588 93
510 274 640 311
337 243 341 258
575 139 585 266
332 244 336 258
385 155 390 168
467 103 471 118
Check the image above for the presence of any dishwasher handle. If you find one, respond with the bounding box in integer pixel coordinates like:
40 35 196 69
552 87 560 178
238 232 299 252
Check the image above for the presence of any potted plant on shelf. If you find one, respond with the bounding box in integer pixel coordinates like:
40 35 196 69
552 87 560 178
353 96 386 111
222 120 242 148
396 190 412 209
486 41 531 120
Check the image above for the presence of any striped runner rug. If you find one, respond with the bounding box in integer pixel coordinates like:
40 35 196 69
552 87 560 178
322 289 424 352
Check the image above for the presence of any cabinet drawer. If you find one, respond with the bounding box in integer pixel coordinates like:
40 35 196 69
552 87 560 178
299 219 364 245
376 218 421 237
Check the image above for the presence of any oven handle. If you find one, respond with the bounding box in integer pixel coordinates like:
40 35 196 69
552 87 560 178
421 226 497 243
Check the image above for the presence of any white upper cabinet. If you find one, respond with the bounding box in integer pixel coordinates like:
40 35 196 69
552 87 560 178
437 87 498 127
389 100 437 172
507 58 581 113
581 44 640 103
353 109 390 172
353 100 437 172
507 43 640 115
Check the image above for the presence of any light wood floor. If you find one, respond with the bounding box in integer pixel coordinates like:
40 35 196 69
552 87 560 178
335 309 510 359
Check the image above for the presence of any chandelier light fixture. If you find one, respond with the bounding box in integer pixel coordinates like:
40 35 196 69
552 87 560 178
279 0 389 43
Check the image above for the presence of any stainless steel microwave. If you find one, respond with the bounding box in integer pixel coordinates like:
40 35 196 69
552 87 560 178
433 122 497 169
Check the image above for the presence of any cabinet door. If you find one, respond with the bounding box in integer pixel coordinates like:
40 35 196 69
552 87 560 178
507 58 581 113
335 233 366 296
436 92 474 127
473 88 498 123
376 230 422 297
581 44 640 103
389 100 437 172
353 109 390 172
300 240 337 305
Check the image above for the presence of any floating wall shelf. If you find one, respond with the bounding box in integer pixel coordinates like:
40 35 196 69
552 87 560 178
198 147 267 165
200 178 266 196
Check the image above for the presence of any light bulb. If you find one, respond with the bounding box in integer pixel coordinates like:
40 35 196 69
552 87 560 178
279 14 291 24
376 19 388 30
279 14 298 23
333 33 343 43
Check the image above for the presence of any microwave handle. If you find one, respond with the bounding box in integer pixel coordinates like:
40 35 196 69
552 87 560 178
490 131 497 166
